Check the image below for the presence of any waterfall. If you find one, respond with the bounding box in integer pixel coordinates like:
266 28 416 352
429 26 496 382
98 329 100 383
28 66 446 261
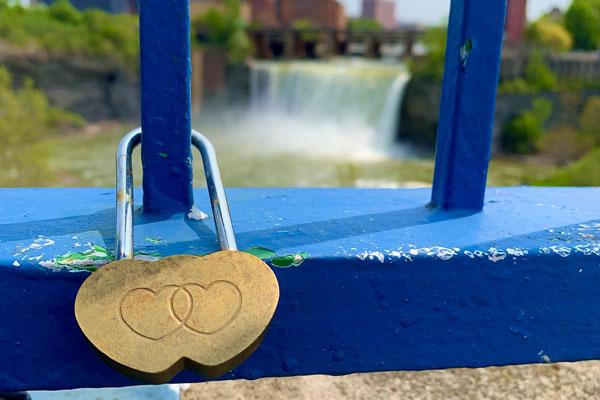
248 59 411 160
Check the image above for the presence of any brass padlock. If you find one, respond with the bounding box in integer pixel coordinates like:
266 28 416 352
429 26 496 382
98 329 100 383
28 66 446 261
75 129 280 383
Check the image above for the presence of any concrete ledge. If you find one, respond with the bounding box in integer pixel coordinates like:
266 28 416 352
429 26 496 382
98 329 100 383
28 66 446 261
1 187 599 391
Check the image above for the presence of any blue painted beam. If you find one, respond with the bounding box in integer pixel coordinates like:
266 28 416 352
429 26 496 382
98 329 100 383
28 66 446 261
1 187 600 391
431 0 507 211
139 0 193 214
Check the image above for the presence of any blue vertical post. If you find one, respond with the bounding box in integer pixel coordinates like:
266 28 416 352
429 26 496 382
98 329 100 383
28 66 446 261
430 0 507 211
139 0 193 214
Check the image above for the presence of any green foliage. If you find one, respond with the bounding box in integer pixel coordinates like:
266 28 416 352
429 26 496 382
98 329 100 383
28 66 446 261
0 1 138 69
526 18 573 51
564 0 600 50
535 146 600 186
0 67 83 186
499 51 557 94
48 0 82 24
502 98 553 154
347 18 381 32
410 26 447 82
192 0 250 63
524 51 557 90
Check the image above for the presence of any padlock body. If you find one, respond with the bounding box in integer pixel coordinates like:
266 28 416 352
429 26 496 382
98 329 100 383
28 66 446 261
75 251 279 383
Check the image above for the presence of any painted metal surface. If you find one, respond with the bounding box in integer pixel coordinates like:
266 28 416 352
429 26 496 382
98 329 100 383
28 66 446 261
117 129 236 260
431 0 507 211
1 187 600 391
139 0 193 214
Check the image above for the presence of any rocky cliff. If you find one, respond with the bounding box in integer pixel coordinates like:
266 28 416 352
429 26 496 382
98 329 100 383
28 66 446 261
0 48 139 122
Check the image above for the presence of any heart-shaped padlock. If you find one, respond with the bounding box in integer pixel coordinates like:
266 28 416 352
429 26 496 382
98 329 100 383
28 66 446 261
75 129 280 383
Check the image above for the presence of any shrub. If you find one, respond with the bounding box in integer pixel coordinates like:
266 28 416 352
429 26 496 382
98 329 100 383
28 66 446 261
579 96 600 143
502 98 553 154
524 51 557 91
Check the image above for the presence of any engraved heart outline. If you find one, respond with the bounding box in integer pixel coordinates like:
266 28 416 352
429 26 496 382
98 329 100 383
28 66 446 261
118 281 242 341
174 282 242 336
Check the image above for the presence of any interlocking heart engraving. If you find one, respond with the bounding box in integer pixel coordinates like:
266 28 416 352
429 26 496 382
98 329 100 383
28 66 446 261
120 281 242 340
75 251 279 383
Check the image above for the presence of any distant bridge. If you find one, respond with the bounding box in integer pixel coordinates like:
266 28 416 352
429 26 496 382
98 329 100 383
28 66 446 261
246 27 425 60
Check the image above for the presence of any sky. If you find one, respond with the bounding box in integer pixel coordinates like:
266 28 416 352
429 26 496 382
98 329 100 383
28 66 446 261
338 0 573 25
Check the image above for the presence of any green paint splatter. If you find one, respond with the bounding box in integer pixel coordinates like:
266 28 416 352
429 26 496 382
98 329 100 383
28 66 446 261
243 246 309 268
244 246 277 260
271 252 309 268
54 244 113 270
159 152 169 159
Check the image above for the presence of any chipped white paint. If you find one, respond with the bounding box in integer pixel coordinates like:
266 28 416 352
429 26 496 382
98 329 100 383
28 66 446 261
356 235 600 264
507 248 528 257
573 244 600 256
357 251 385 263
12 261 20 267
187 206 209 221
15 236 55 255
549 246 571 258
488 248 507 263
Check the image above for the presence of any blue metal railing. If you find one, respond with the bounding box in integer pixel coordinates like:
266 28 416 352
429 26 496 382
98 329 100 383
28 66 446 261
139 0 194 214
431 0 507 211
138 0 507 214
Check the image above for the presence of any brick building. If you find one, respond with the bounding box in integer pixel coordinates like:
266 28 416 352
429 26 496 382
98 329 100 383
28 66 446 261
278 0 345 29
505 0 527 46
362 0 396 30
249 0 278 27
249 0 345 30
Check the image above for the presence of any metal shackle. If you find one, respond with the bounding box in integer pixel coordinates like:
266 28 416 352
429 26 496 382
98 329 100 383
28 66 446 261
115 128 237 261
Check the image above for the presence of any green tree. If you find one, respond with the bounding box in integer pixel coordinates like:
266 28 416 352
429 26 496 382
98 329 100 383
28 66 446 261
502 98 553 154
0 1 138 69
526 18 573 51
48 0 82 24
410 26 446 82
564 0 600 50
192 0 250 63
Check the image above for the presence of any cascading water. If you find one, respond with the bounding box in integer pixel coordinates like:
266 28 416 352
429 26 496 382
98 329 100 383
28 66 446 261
247 59 411 160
